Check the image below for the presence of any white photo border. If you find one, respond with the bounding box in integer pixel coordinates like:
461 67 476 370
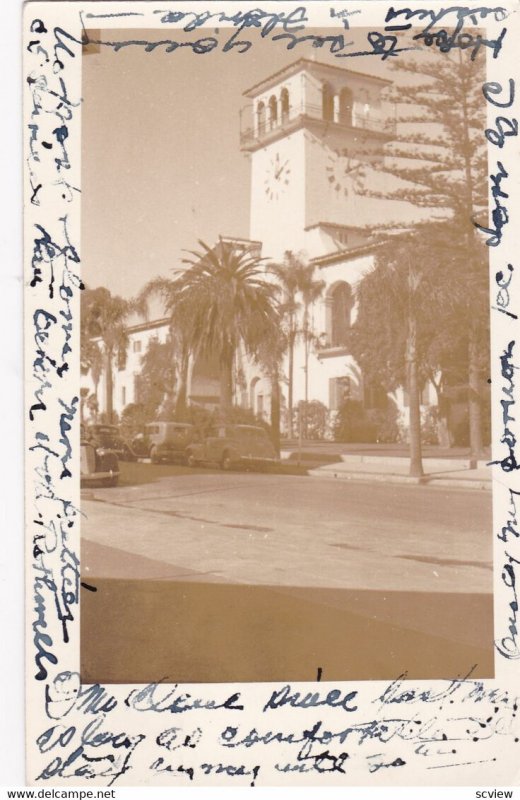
24 0 520 787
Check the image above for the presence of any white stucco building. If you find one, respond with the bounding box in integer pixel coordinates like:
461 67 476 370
83 58 438 433
236 58 411 425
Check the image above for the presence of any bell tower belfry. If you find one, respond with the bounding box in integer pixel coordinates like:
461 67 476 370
240 58 394 261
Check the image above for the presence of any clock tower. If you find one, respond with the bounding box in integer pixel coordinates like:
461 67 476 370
240 58 394 261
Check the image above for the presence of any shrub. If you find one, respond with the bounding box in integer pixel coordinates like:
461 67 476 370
333 400 376 443
293 400 329 440
397 405 440 446
365 406 400 443
421 405 439 445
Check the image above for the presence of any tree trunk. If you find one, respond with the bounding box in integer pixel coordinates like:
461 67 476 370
407 316 424 478
303 322 310 440
270 368 281 457
468 324 484 460
104 348 114 424
287 334 294 438
175 382 188 418
219 349 234 417
175 348 190 418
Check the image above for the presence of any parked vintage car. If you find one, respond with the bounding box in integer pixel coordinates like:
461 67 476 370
186 424 279 470
80 439 119 487
86 424 137 462
131 422 199 464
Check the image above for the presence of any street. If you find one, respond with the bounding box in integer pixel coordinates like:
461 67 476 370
81 463 493 684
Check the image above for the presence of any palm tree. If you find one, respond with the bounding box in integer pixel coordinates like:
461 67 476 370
89 340 103 405
80 337 103 417
174 240 280 415
81 287 130 424
254 323 287 456
269 252 301 438
269 254 325 438
293 261 325 415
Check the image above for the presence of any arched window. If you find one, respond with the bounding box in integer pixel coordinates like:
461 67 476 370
250 376 261 410
257 101 266 135
322 83 335 122
281 87 290 122
268 95 278 129
330 282 353 346
339 87 354 126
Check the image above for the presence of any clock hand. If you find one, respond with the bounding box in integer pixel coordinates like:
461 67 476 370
274 160 289 180
345 162 363 175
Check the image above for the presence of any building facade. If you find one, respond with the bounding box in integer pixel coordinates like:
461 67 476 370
83 58 437 434
238 58 407 427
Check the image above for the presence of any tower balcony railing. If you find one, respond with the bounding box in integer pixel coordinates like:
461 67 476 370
240 102 396 149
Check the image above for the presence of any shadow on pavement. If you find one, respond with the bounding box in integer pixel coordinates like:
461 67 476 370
81 578 493 684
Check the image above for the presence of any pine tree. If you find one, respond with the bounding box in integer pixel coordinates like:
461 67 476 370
358 51 490 458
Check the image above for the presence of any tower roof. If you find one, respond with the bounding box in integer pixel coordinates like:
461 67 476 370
243 57 391 99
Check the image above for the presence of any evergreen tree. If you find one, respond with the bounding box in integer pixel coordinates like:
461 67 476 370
349 230 461 475
357 52 490 457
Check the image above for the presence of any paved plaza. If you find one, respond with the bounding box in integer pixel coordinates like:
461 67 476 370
81 468 493 684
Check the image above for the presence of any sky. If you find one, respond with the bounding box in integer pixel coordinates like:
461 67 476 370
82 26 400 301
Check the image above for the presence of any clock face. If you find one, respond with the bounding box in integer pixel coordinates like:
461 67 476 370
326 151 363 197
264 152 291 201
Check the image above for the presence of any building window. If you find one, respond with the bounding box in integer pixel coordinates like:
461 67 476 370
268 95 278 129
322 83 335 122
250 376 260 410
330 282 353 346
281 88 290 122
332 228 348 245
329 377 352 411
257 101 265 134
339 87 354 126
117 348 127 371
121 386 126 406
133 340 142 353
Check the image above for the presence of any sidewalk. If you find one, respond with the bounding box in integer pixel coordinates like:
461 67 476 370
279 442 491 489
305 454 491 490
281 440 486 460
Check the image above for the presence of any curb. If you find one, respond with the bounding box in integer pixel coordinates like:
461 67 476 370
282 451 489 470
307 468 491 491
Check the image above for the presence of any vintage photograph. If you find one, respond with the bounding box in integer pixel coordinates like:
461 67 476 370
79 26 493 684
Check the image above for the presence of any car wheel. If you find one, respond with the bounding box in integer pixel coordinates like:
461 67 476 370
150 446 159 464
221 452 233 471
186 451 197 468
